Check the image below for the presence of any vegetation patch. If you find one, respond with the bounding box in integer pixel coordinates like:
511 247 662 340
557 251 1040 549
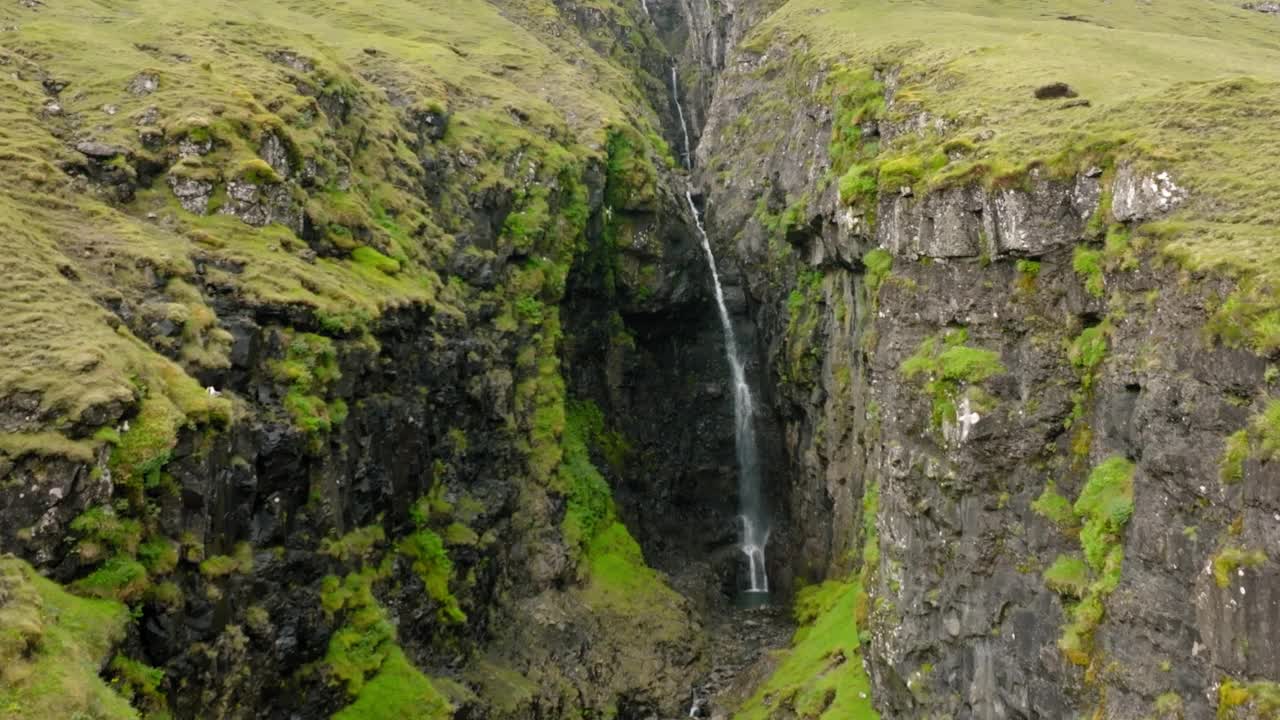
272 331 347 446
1211 547 1268 588
900 328 1005 431
785 270 826 387
735 578 879 720
1048 456 1135 667
1043 555 1090 598
0 556 137 720
1218 399 1280 485
1218 679 1280 719
332 647 452 720
1031 482 1077 531
862 249 893 298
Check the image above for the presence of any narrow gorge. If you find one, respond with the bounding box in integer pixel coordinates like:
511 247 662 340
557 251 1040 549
1 1 1279 719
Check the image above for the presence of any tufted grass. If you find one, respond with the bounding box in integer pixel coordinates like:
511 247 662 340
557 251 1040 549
0 556 137 720
736 578 879 720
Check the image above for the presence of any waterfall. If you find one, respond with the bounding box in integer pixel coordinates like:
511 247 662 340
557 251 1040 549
640 0 651 19
670 63 693 169
684 190 770 594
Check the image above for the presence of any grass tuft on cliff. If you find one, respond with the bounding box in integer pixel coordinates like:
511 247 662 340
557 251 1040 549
0 556 137 720
735 578 879 720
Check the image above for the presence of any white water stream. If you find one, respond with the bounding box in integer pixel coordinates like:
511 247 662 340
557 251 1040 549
671 58 769 597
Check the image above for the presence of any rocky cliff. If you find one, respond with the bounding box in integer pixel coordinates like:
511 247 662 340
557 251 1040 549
699 1 1280 717
2 0 1280 719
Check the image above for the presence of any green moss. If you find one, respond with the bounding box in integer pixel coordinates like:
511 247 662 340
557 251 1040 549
398 529 465 624
735 578 879 720
111 395 186 487
273 331 347 444
1218 679 1280 719
110 654 168 716
560 400 616 560
838 164 877 205
351 246 401 275
1220 429 1249 484
1015 259 1040 290
324 574 397 694
1072 246 1105 298
324 526 387 563
136 539 179 576
70 506 143 563
1043 555 1090 597
332 647 452 720
0 557 137 720
1216 399 1280 486
862 249 893 297
1211 547 1267 588
72 556 149 602
199 543 254 578
1069 325 1109 382
1074 456 1135 571
1032 482 1076 530
235 158 283 184
901 328 1005 431
604 125 658 212
1050 456 1135 666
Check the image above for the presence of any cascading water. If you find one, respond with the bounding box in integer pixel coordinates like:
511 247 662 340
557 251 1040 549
684 191 770 596
671 69 769 597
670 63 693 169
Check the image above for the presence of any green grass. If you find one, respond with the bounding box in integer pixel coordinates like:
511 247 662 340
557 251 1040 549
398 529 465 625
1072 247 1105 299
1218 679 1280 719
1074 456 1136 572
1043 555 1090 598
1032 482 1077 531
198 542 254 579
559 400 618 561
0 0 662 464
1047 456 1135 667
1211 547 1268 589
735 578 879 720
1217 399 1280 485
901 328 1005 431
744 0 1280 344
0 556 137 720
323 526 387 564
332 647 452 720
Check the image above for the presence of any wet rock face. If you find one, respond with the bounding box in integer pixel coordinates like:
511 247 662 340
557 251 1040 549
700 32 1280 720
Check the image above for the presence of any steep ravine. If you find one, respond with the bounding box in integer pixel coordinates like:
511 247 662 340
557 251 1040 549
4 1 1280 719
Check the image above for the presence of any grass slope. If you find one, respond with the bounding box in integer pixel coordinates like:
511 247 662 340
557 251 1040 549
0 0 659 461
749 0 1280 308
0 556 136 720
735 579 878 720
